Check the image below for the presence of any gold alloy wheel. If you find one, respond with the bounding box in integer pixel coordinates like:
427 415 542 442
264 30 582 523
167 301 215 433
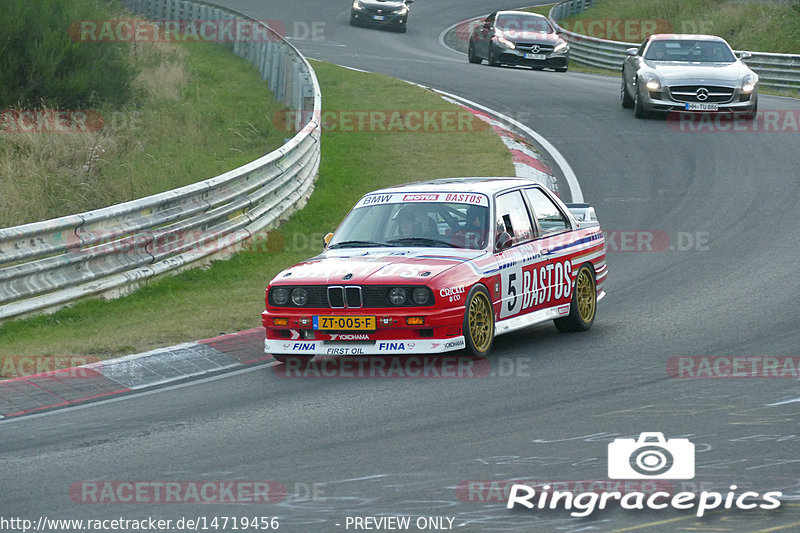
575 267 596 324
468 291 493 353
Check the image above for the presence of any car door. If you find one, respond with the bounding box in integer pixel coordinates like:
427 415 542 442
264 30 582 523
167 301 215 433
625 38 649 93
493 189 549 321
523 186 575 312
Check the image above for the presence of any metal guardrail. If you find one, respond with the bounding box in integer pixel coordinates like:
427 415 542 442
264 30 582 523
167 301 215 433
0 0 322 320
549 0 800 91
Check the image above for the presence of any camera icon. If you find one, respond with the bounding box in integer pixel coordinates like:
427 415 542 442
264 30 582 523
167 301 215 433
608 432 695 479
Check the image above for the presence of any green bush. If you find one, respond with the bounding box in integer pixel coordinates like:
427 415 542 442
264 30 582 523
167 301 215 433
0 0 133 109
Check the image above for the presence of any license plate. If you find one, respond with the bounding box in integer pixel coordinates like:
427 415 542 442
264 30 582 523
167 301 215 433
373 15 385 20
524 53 546 60
685 102 718 111
314 315 376 331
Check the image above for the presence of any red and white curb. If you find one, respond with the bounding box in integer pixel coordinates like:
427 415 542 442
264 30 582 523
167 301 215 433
0 328 268 419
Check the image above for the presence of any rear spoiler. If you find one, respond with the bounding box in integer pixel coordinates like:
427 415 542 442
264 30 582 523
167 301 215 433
565 203 600 228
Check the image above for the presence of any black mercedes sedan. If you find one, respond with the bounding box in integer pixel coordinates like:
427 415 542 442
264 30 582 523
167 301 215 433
468 11 569 71
350 0 413 33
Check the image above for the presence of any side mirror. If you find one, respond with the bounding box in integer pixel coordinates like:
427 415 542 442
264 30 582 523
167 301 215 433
495 232 513 252
738 51 751 60
482 21 493 29
626 48 638 56
323 232 334 249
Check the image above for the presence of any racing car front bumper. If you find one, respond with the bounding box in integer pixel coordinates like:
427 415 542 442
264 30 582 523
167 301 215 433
265 336 466 356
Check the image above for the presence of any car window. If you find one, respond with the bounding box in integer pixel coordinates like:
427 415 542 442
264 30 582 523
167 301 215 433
524 188 570 236
495 14 553 34
645 40 735 62
328 199 489 249
495 191 534 245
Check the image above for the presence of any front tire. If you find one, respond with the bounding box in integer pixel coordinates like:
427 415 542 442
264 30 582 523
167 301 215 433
487 45 500 67
634 80 650 119
742 101 758 120
463 285 494 356
621 77 634 108
554 264 597 332
468 41 482 64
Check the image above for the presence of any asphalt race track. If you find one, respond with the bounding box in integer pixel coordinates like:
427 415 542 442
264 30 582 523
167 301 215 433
1 1 799 531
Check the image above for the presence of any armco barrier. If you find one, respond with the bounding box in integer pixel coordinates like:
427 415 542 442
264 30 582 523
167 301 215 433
549 0 800 91
0 0 321 320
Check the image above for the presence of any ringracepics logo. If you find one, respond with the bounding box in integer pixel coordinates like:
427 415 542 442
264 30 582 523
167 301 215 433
507 432 782 518
608 432 694 479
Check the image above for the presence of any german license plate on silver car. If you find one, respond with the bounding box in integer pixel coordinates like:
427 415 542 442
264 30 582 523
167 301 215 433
685 102 719 111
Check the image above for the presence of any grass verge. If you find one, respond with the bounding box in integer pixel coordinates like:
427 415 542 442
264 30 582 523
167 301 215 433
0 38 286 227
0 60 513 365
550 0 800 54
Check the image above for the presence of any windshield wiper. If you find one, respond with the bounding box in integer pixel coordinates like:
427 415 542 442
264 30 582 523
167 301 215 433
328 240 392 249
387 237 457 248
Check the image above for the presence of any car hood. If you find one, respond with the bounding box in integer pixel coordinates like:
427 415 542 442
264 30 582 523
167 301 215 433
272 248 489 285
645 61 750 84
357 0 406 9
501 30 560 44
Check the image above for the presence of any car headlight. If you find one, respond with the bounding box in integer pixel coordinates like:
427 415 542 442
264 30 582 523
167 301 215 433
411 287 430 305
492 34 516 50
641 73 661 91
272 287 289 305
393 6 408 15
388 287 408 305
553 41 569 54
742 75 756 93
291 287 308 306
352 1 364 10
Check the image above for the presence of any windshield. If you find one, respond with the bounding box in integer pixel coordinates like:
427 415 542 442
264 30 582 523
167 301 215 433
644 39 735 62
495 14 554 35
328 199 490 250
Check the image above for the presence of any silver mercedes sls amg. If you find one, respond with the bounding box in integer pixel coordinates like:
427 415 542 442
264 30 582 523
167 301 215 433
621 34 758 119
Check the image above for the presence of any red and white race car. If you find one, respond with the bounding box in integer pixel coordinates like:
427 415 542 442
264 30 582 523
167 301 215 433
262 177 607 361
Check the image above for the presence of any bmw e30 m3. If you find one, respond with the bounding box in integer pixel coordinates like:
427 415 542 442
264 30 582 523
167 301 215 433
262 177 607 361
